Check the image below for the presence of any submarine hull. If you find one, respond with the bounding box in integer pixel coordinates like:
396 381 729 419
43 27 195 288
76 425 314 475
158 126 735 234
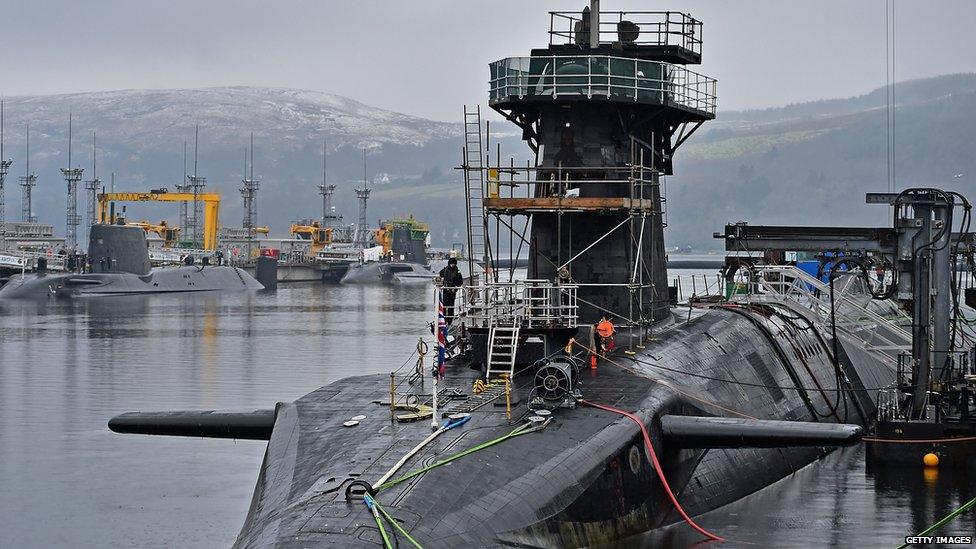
0 265 262 299
231 304 898 548
340 261 434 285
0 224 264 299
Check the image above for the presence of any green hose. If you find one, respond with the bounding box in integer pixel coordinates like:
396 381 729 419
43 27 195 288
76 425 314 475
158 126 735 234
371 507 392 549
375 423 532 492
373 497 426 549
365 419 543 547
897 495 976 549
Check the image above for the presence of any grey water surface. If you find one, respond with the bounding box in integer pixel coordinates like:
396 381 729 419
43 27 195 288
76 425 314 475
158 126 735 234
0 280 972 548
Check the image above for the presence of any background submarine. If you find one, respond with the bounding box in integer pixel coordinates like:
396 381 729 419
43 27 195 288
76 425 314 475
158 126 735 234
109 3 909 547
0 223 262 298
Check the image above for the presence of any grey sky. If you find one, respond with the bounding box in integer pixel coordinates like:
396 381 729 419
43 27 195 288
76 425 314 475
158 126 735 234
2 0 975 121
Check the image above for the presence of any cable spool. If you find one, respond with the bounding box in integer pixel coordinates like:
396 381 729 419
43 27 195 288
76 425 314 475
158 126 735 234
534 357 580 402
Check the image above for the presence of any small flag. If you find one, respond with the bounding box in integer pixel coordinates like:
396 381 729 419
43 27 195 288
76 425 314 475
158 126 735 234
435 300 447 379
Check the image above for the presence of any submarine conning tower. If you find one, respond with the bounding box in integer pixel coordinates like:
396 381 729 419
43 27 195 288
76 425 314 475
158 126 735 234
486 3 716 325
88 224 152 275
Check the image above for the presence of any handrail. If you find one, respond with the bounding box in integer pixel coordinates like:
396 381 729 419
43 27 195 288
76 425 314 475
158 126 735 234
458 279 579 329
548 10 702 54
0 250 67 271
489 55 716 115
729 265 911 362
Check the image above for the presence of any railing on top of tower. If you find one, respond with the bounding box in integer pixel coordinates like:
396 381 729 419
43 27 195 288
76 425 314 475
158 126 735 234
548 10 702 55
489 56 716 116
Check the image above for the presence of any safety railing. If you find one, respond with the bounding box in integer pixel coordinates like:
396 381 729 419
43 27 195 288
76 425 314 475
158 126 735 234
2 222 57 238
459 279 579 329
877 387 904 421
148 247 215 265
730 265 911 360
0 250 66 271
548 10 702 54
476 164 664 207
671 272 726 302
489 55 716 115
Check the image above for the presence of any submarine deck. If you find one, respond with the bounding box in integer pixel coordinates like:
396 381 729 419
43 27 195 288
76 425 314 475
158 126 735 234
233 303 898 547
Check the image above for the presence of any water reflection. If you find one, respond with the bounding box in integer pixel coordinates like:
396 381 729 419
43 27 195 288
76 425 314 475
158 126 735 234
626 445 976 548
0 283 433 548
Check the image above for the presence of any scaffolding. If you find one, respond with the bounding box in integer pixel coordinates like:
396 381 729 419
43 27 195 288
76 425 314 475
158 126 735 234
457 148 665 361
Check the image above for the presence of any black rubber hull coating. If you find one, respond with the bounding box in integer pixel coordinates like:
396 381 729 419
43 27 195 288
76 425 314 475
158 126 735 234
109 409 276 440
660 415 863 448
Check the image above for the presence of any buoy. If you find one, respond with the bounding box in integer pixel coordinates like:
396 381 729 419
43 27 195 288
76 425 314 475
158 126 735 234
923 452 940 467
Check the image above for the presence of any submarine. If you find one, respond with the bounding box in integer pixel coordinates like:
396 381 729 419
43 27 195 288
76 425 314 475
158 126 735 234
109 4 919 547
341 217 435 285
0 223 262 298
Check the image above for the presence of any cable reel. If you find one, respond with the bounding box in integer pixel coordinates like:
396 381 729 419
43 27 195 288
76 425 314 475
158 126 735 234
533 356 582 405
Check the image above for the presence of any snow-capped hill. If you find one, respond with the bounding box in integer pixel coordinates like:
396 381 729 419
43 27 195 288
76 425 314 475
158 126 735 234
0 86 478 240
5 86 459 152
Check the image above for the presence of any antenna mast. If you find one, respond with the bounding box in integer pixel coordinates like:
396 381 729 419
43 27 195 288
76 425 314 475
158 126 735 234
354 147 371 247
186 125 206 247
84 131 102 239
177 140 189 232
0 100 11 250
61 112 85 250
318 138 337 228
240 132 260 260
20 123 36 223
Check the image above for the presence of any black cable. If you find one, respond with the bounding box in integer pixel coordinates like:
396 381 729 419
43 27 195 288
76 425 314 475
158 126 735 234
625 350 895 393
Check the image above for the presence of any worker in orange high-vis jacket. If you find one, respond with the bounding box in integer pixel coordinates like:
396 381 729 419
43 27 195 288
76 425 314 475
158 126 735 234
596 317 615 354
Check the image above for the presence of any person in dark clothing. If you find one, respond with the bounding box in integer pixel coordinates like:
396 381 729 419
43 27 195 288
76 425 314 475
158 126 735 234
438 257 464 324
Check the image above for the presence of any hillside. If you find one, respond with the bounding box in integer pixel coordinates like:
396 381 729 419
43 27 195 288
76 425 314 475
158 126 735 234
666 73 976 248
0 87 473 244
1 75 975 249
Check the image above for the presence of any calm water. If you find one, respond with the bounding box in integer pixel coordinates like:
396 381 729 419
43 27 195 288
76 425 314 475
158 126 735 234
0 279 973 548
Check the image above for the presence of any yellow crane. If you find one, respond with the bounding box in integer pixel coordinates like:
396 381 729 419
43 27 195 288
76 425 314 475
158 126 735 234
290 221 333 255
126 220 181 247
98 192 221 251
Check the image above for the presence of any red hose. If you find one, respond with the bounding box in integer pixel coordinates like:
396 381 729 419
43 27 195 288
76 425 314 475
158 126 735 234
580 400 725 542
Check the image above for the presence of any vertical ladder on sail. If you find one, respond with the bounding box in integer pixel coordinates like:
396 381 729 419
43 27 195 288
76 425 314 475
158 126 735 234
486 320 521 380
463 106 487 278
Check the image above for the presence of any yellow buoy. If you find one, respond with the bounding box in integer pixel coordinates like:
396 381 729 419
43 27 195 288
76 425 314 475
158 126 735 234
923 452 940 467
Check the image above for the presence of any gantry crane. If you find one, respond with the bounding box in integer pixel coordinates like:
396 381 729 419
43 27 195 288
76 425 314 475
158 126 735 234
98 191 221 250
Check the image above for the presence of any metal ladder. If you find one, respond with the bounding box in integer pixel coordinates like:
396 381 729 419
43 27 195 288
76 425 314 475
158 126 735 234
486 320 521 380
462 105 487 276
